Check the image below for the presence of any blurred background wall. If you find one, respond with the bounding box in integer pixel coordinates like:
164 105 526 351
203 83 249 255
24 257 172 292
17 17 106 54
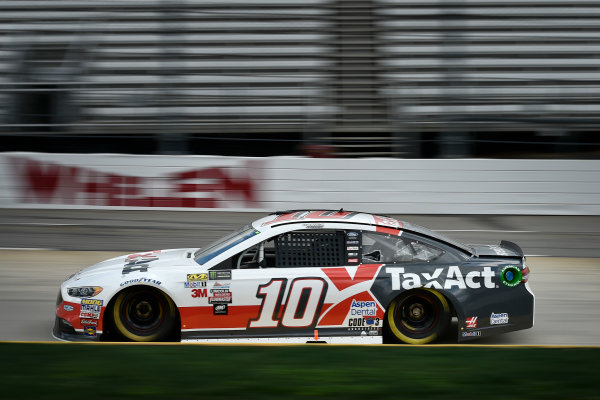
2 153 600 214
2 0 600 159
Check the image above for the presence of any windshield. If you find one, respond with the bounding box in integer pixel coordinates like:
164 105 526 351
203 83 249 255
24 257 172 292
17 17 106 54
194 225 258 265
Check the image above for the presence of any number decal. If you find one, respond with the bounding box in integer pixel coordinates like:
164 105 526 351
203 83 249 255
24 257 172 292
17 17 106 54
281 278 326 328
121 252 160 275
249 279 286 328
249 278 327 329
122 261 150 275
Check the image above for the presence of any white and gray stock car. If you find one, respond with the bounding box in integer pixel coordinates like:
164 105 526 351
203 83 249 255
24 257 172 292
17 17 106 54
54 210 534 344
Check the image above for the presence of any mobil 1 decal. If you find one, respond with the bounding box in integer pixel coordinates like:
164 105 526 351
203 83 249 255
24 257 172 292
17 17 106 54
248 278 328 329
370 264 496 302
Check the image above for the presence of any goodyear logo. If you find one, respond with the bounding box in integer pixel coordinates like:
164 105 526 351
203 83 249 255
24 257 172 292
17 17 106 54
187 273 208 282
81 299 103 306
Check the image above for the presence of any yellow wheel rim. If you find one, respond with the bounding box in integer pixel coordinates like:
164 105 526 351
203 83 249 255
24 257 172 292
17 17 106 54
387 289 449 344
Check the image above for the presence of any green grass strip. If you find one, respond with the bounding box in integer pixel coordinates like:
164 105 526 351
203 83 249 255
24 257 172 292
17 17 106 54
1 343 599 399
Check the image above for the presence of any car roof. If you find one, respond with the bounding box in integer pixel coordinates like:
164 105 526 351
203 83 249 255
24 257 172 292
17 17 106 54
253 210 473 254
254 210 400 229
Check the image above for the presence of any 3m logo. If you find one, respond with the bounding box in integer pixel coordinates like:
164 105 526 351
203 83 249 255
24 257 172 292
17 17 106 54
191 289 208 298
466 317 478 329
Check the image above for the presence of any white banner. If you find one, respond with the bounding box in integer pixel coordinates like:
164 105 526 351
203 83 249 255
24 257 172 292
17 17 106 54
1 152 600 215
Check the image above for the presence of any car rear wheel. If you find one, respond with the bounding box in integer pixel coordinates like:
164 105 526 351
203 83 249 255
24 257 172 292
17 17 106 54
112 287 177 342
385 289 450 344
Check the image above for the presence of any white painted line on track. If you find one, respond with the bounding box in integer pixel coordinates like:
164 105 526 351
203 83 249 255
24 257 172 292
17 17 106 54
0 223 83 226
435 230 539 233
183 337 382 345
5 341 600 348
0 247 57 251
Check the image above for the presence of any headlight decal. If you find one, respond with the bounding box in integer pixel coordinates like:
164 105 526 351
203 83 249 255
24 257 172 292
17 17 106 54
67 286 103 298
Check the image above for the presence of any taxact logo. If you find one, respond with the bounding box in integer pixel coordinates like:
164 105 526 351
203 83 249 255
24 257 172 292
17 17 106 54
386 266 495 290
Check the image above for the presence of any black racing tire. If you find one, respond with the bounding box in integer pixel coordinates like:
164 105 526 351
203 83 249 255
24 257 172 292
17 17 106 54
386 289 451 344
112 287 178 342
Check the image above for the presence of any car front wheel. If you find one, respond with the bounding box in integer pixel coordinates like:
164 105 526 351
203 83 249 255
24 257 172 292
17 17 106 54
112 287 178 342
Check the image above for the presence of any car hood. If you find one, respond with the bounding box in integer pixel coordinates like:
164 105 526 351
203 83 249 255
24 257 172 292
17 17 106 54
71 248 197 280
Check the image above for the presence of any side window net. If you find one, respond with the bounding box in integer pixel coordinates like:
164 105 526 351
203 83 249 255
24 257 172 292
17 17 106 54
275 231 345 267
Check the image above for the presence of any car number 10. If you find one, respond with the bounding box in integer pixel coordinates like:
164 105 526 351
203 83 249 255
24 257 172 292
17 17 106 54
249 278 327 328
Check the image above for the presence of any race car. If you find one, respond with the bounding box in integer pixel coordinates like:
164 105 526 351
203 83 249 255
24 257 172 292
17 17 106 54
54 210 534 344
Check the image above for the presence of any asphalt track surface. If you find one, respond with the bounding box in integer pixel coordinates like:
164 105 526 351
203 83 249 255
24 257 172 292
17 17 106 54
0 209 599 344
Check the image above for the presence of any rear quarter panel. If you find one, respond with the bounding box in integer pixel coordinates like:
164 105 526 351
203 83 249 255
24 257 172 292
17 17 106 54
369 260 534 341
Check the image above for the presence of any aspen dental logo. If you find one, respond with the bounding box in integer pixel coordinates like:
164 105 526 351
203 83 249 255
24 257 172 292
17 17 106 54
490 312 509 325
386 266 495 290
350 300 377 316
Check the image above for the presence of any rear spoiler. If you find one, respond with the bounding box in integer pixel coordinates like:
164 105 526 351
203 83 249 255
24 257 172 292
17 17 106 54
500 240 524 257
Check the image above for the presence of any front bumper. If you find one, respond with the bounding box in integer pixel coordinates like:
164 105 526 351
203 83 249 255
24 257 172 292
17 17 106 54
54 290 103 342
52 316 100 342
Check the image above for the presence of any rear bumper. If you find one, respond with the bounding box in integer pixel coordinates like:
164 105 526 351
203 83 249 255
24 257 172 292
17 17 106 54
458 284 535 342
